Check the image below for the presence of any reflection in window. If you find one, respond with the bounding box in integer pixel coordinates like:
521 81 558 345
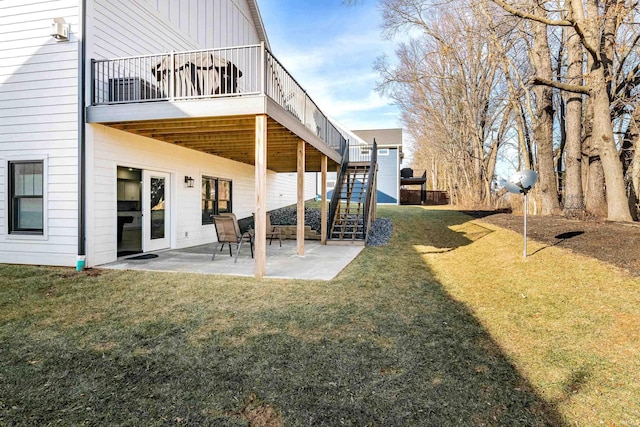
9 161 44 234
150 177 165 240
202 176 232 225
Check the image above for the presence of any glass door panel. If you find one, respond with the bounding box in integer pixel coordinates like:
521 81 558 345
143 171 170 252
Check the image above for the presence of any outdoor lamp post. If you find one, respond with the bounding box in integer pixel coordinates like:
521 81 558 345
505 170 538 258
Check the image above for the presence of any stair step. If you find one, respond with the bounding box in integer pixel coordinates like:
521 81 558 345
326 239 365 246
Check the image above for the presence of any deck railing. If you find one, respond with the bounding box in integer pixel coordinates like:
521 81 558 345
362 139 378 242
91 43 345 153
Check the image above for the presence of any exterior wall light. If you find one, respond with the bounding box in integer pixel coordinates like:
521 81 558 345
184 176 194 188
51 19 70 41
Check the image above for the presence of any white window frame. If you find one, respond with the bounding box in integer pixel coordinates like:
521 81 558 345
4 154 49 241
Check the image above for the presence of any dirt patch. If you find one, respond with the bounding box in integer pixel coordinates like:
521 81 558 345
463 211 640 276
225 394 284 427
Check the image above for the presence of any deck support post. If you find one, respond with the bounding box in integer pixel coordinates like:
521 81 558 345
297 139 305 256
320 156 327 244
254 114 267 278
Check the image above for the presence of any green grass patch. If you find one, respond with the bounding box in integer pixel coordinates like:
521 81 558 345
0 206 638 425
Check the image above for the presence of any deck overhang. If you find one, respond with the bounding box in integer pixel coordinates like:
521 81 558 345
86 95 342 172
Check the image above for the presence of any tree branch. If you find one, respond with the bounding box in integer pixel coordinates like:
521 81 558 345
491 0 600 64
531 76 591 94
490 0 572 26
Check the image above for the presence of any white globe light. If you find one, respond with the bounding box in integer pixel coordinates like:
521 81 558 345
505 170 538 194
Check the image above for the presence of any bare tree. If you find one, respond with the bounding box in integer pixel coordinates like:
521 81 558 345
530 12 562 214
562 16 585 217
491 0 634 222
374 0 512 206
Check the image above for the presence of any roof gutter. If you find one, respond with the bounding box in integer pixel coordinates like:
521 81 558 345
77 0 87 270
247 0 270 50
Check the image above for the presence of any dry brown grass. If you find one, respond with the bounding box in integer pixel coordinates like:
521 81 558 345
1 206 638 425
420 208 640 425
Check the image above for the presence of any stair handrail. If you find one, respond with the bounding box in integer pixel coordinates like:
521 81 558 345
328 139 350 234
362 139 378 243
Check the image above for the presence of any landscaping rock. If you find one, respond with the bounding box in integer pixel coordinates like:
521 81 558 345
366 218 393 246
269 207 321 231
269 206 393 246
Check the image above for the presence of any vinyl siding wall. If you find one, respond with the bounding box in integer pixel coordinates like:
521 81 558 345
143 0 260 49
90 0 260 61
86 0 313 267
0 0 79 266
88 125 316 267
376 147 399 204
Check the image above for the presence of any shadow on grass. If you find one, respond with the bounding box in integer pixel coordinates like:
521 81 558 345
459 209 512 220
0 207 566 426
530 230 586 256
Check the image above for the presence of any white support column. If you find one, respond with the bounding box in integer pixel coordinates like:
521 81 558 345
297 140 305 256
255 114 267 277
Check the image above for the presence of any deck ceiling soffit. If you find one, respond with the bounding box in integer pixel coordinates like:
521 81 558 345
106 116 334 173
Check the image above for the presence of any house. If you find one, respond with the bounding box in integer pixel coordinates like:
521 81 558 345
319 128 403 205
1 0 377 277
352 128 403 205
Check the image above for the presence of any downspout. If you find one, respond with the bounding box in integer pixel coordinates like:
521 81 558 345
76 0 87 271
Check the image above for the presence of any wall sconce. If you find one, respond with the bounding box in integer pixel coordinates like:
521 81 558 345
184 176 194 188
51 19 70 41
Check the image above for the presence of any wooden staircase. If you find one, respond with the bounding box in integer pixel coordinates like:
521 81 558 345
327 140 377 246
329 164 370 243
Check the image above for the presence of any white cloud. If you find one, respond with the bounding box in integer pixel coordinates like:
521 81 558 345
261 0 402 131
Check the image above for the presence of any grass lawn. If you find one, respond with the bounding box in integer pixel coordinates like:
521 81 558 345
1 206 638 426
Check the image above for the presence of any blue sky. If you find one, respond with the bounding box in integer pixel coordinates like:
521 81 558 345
258 0 402 132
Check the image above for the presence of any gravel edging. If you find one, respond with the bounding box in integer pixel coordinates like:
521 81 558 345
269 207 393 246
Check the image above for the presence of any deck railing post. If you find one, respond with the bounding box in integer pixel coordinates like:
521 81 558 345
169 51 175 101
260 41 265 95
90 59 96 105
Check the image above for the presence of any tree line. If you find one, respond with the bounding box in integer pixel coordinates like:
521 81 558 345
355 0 640 222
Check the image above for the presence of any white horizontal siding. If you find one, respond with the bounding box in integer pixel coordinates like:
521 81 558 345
87 124 317 267
0 0 79 267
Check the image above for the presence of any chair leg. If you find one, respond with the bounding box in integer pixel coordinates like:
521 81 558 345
234 240 243 263
212 242 220 261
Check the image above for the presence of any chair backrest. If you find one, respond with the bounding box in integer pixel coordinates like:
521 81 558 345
266 213 273 231
220 213 242 237
253 212 275 232
213 214 240 243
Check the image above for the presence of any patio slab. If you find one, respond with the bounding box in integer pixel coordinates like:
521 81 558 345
100 240 364 280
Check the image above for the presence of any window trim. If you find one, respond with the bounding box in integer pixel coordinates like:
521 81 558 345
202 175 233 225
4 155 48 240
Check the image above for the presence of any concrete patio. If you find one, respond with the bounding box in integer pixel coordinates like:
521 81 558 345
100 239 364 280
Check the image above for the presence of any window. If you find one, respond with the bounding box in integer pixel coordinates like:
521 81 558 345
9 161 44 234
378 148 389 156
202 176 232 225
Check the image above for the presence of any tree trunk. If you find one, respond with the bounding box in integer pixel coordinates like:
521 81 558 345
530 18 561 215
582 97 608 217
585 156 608 218
563 25 584 217
590 65 632 221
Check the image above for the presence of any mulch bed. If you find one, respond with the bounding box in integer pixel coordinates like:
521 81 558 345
462 210 640 277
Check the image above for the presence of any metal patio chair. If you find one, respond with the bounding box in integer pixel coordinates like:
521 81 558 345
212 213 254 263
253 212 282 247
